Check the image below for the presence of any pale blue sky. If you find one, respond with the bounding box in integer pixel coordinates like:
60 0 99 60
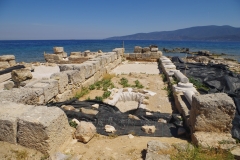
0 0 240 40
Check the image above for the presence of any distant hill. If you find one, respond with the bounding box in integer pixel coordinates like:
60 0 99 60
105 25 240 41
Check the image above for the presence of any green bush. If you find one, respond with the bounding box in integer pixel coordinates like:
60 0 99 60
89 84 96 90
189 77 209 92
69 120 78 128
103 91 111 99
95 96 103 101
119 77 130 87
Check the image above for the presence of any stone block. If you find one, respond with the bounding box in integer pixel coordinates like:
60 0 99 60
84 63 96 78
102 55 111 65
134 46 142 53
94 71 102 82
53 47 64 53
151 48 158 52
89 58 103 66
142 53 151 60
0 61 10 69
9 60 16 66
0 55 15 61
142 47 151 53
0 102 34 144
82 76 95 88
0 88 44 105
85 60 100 72
11 68 33 83
124 53 129 58
59 64 74 71
190 93 236 133
29 79 59 103
55 90 73 102
17 106 72 155
129 53 136 60
63 70 85 85
151 51 162 59
192 132 236 148
75 121 96 143
3 81 14 90
70 52 83 56
107 52 116 62
113 48 124 57
68 56 88 63
135 53 142 59
50 72 68 94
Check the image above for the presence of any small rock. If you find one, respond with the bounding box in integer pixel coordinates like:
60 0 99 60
141 125 156 134
92 104 99 109
98 50 103 53
75 121 96 143
61 105 75 111
105 125 116 133
142 99 149 105
231 147 240 159
80 108 99 115
11 68 32 83
177 127 186 136
146 112 153 115
158 118 167 123
4 81 14 90
128 114 140 120
128 134 134 139
109 96 114 100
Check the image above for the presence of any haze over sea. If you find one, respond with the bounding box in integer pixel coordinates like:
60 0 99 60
0 40 240 63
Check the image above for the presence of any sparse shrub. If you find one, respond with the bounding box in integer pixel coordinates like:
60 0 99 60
75 87 89 99
11 149 28 160
161 74 167 82
89 84 95 90
119 77 130 87
102 73 115 80
69 120 78 128
103 91 111 99
95 96 103 101
189 77 209 92
134 80 144 89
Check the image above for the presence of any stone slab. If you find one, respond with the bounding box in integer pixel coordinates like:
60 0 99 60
18 106 72 155
63 70 85 85
50 72 68 94
0 102 34 144
190 93 236 133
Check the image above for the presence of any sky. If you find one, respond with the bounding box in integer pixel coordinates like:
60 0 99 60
0 0 240 40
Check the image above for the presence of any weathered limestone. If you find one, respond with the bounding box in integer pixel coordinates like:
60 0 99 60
183 90 195 106
105 125 116 133
141 125 156 134
0 102 34 144
63 70 85 85
146 141 171 160
17 106 72 155
50 72 68 94
134 46 142 53
112 48 124 57
11 68 32 83
191 132 236 148
53 47 64 53
55 90 73 102
75 121 96 143
190 93 236 133
82 63 95 79
82 76 95 88
27 79 58 103
0 55 16 70
59 64 74 71
0 88 44 105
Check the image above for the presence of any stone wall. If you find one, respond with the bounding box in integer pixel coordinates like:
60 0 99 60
0 50 122 105
124 46 162 61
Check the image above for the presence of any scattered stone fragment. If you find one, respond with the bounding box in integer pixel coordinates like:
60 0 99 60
75 121 96 143
128 114 140 120
141 125 156 134
158 118 167 123
143 99 149 105
105 125 116 133
11 68 33 83
80 108 99 115
61 105 75 111
92 104 99 109
4 81 14 90
128 134 134 139
146 112 153 115
173 143 194 151
231 147 240 160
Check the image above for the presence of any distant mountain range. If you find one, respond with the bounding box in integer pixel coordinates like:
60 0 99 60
105 25 240 41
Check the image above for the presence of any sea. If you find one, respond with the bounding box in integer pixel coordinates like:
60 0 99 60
0 40 240 63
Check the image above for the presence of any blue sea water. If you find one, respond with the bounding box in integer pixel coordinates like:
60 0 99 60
0 40 240 63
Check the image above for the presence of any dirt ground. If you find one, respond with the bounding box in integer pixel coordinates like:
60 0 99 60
0 62 188 160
